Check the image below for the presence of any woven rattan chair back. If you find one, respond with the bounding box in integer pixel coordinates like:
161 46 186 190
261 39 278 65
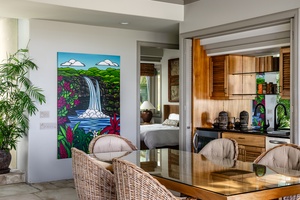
254 143 300 200
254 143 300 170
199 138 239 160
71 147 116 200
113 158 181 200
88 134 137 153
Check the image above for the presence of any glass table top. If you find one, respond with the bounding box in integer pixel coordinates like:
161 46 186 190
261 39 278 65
92 148 300 197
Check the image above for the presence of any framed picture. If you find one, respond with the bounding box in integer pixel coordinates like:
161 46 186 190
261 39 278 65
168 58 179 102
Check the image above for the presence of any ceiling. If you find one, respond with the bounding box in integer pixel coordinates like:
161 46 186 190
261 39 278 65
0 0 284 57
0 0 194 35
154 0 199 5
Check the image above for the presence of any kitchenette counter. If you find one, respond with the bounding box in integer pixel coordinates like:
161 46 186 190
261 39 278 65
196 127 290 139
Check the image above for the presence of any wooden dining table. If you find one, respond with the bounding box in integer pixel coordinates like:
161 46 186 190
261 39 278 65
92 148 300 200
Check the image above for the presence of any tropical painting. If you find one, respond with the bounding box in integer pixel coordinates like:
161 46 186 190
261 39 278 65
57 52 120 159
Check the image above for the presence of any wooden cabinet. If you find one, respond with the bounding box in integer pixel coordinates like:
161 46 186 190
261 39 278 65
279 47 290 99
209 55 256 100
222 132 266 162
229 55 256 100
209 55 229 99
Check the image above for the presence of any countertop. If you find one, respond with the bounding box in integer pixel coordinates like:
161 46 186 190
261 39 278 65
196 127 290 139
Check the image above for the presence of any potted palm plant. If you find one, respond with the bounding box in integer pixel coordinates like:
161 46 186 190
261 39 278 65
0 49 46 174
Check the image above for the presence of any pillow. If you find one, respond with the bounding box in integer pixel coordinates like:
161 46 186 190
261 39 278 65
168 113 179 121
162 119 179 127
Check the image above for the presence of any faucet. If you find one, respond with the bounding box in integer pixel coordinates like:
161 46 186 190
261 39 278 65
274 103 288 131
254 103 269 131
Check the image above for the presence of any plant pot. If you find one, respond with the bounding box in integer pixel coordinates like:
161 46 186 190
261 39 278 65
0 150 11 174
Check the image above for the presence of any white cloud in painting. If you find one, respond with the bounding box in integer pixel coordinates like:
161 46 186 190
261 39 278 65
96 59 119 66
60 59 85 67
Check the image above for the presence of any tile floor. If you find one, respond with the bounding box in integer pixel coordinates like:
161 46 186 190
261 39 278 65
0 179 78 200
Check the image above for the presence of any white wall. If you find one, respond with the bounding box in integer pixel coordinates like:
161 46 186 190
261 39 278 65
26 19 178 183
181 0 300 33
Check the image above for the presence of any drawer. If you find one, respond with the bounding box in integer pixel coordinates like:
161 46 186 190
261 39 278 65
222 132 265 148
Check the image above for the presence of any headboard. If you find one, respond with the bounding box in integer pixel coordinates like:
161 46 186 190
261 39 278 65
163 104 179 120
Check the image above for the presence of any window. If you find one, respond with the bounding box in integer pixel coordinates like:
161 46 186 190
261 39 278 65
140 64 161 117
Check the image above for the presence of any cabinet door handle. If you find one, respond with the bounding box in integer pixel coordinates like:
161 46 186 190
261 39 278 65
238 137 245 139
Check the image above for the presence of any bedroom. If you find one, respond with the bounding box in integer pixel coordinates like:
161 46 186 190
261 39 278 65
139 42 180 150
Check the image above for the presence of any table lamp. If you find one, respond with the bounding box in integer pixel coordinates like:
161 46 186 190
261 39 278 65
140 101 156 123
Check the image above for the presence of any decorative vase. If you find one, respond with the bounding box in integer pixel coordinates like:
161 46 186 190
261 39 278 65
0 150 11 174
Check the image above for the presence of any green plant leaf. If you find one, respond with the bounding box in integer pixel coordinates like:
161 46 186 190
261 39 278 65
0 48 46 150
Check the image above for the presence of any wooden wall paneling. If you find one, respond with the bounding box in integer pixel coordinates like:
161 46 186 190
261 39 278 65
223 100 252 126
192 39 210 130
197 99 226 127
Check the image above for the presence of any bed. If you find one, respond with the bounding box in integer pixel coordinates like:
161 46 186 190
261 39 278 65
140 104 179 150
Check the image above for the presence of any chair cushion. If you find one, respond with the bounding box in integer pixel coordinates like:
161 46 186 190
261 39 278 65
255 145 300 170
92 136 134 153
199 138 237 160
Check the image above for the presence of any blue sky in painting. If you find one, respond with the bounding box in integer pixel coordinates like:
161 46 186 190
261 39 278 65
57 52 120 70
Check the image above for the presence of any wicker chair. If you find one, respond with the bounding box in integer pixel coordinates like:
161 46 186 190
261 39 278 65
89 134 137 153
254 143 300 200
112 158 196 200
199 138 239 160
71 147 116 200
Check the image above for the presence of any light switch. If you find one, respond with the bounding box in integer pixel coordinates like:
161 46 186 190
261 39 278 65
40 123 57 130
40 111 50 118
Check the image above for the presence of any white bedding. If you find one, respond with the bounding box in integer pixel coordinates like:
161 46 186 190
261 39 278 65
140 124 179 149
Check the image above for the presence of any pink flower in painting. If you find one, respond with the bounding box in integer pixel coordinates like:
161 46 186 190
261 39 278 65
66 126 73 144
58 76 63 82
64 82 71 91
58 117 67 125
74 99 80 106
57 86 62 94
260 113 265 119
261 99 265 105
57 96 66 109
59 143 68 159
66 104 70 109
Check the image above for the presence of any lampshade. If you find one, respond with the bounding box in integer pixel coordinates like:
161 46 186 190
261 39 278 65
140 101 155 110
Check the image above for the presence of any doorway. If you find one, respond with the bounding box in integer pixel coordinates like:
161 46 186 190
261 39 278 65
137 41 179 149
180 9 299 147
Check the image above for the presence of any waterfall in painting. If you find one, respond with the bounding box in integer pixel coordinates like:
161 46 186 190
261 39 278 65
78 77 109 119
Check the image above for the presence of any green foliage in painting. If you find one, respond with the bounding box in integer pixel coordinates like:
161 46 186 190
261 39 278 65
59 67 120 84
277 97 290 128
57 122 94 159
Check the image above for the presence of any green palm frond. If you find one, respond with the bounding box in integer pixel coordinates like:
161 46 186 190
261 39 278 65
0 48 46 150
